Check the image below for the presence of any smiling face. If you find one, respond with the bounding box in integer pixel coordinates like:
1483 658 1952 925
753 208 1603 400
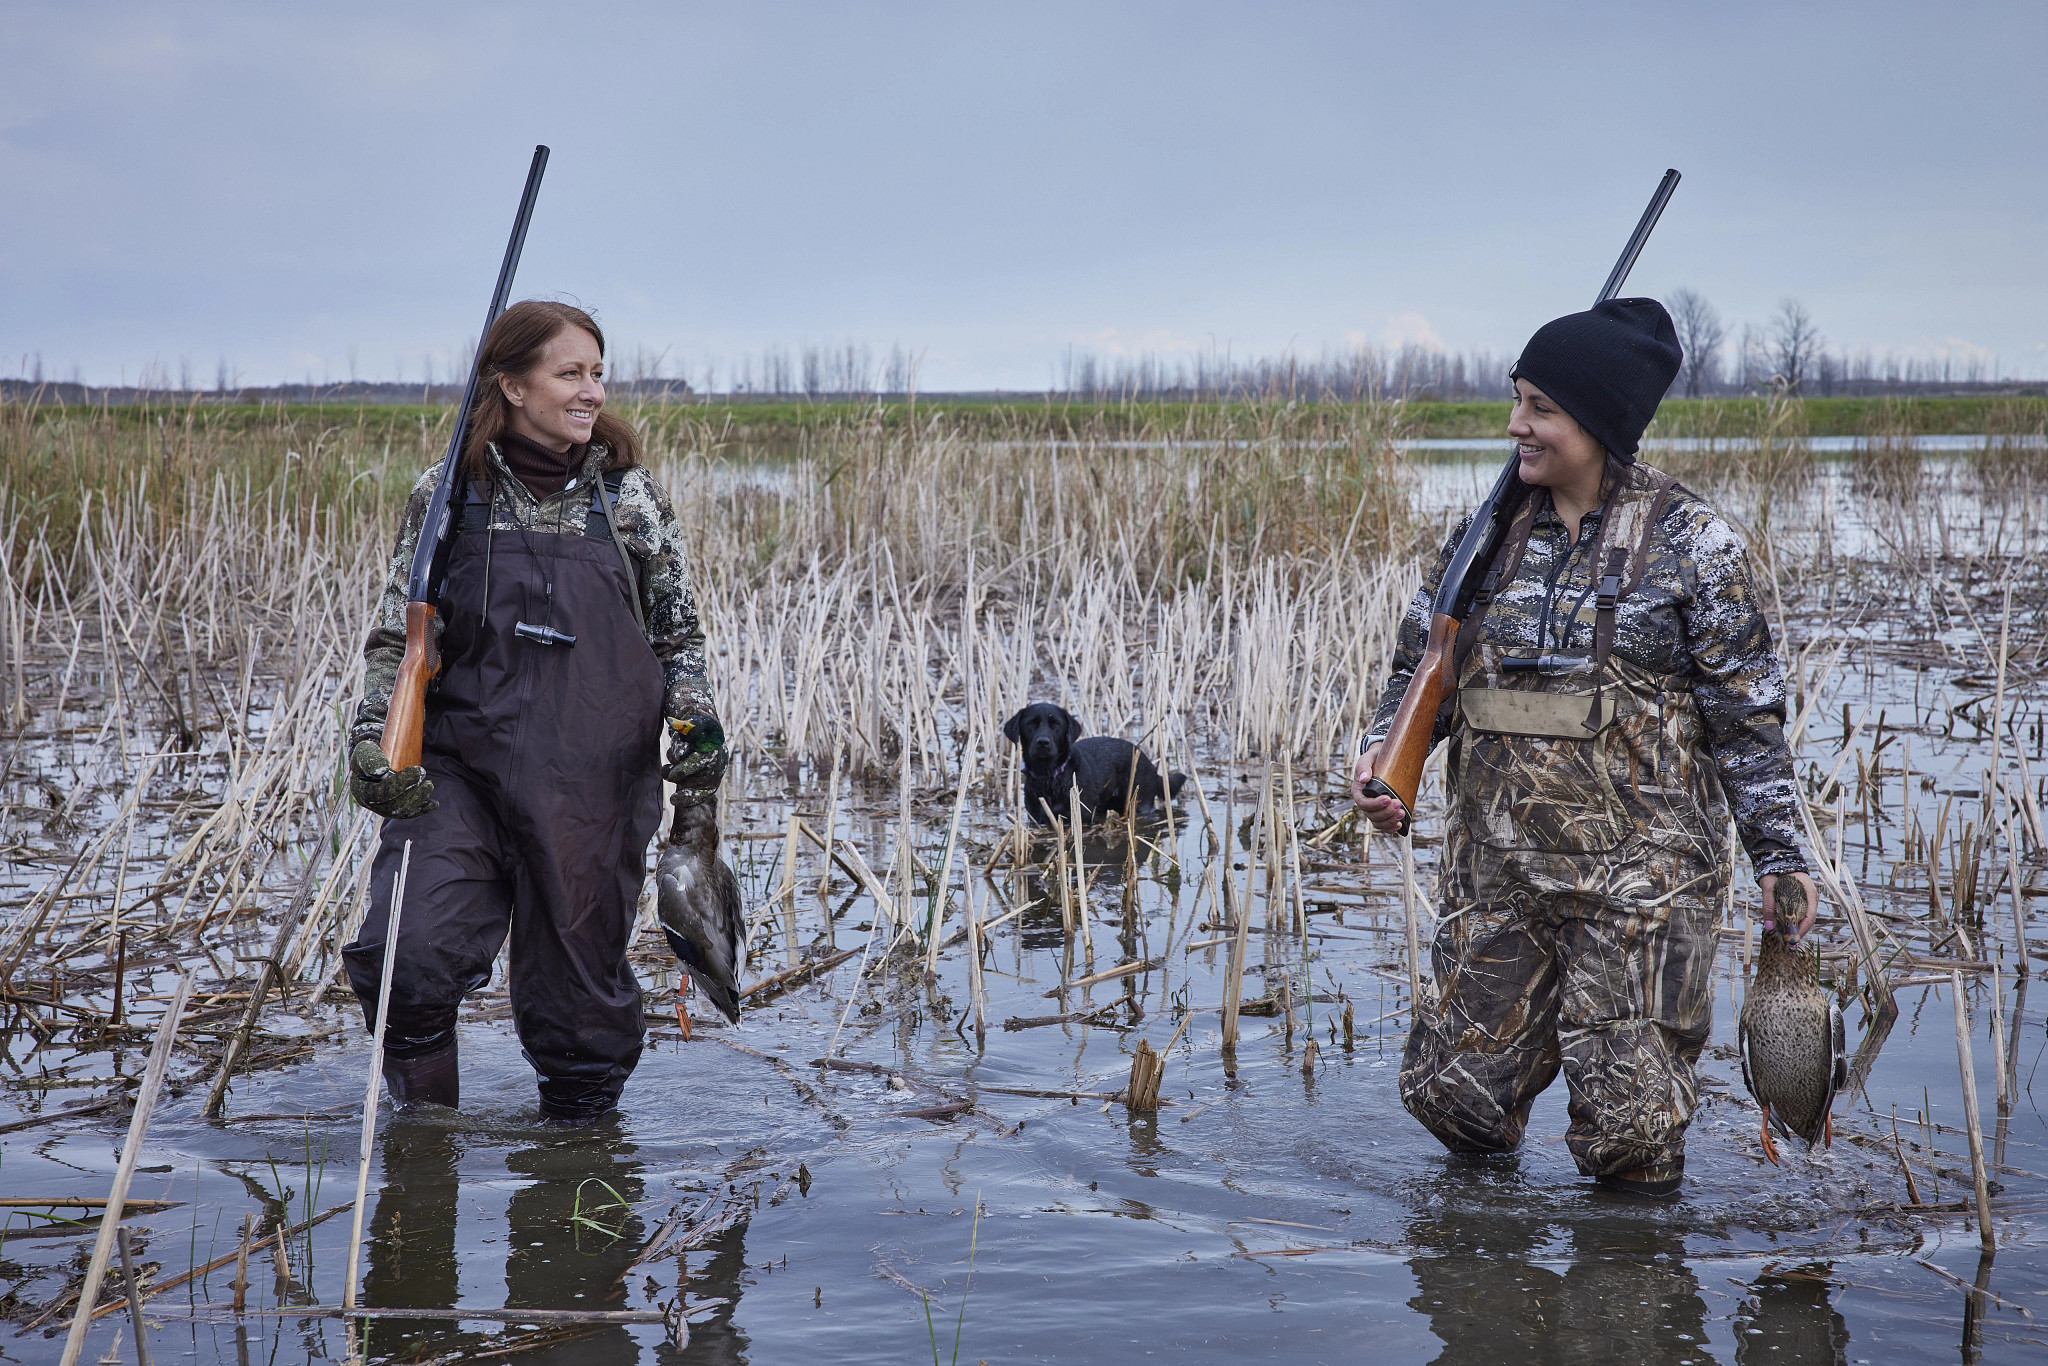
1507 378 1606 492
498 325 605 452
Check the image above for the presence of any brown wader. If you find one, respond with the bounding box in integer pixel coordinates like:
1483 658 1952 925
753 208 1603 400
346 486 663 1121
1400 468 1725 1188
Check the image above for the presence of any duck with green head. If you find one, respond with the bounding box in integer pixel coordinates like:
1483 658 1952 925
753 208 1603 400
1738 878 1847 1164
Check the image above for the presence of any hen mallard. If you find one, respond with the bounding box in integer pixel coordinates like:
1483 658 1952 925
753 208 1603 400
1737 878 1846 1164
656 784 745 1026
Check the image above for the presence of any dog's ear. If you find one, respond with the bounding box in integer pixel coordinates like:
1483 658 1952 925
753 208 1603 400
1064 712 1084 748
1002 708 1026 744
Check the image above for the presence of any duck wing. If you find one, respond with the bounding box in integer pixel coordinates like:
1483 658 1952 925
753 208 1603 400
1829 996 1847 1097
656 789 746 1023
1737 1014 1757 1102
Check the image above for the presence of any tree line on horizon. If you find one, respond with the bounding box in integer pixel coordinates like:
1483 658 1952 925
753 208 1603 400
6 295 2035 403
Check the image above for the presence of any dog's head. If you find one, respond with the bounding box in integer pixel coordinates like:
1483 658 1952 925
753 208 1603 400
1002 702 1083 771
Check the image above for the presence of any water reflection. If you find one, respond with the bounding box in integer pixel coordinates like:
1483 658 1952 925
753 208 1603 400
1732 1264 1848 1365
360 1118 707 1365
671 1222 752 1364
1404 1167 1712 1365
361 1121 465 1360
504 1122 647 1364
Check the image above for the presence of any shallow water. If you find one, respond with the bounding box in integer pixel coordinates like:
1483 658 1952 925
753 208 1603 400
4 457 2044 1364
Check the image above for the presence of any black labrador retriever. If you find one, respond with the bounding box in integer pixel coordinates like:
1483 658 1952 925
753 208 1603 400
1003 702 1186 826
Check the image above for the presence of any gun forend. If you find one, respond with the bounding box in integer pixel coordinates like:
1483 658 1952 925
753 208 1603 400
1363 612 1457 836
379 600 440 771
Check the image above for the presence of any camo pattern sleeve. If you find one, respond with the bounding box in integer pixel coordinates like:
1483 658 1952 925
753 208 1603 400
349 464 444 751
1667 494 1807 876
609 467 714 720
1363 517 1465 752
1362 468 1805 877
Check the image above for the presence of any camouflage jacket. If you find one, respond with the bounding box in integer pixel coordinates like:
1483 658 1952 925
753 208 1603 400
350 442 713 751
1367 461 1808 876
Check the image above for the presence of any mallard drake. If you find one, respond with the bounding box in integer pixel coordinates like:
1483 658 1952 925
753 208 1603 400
1737 879 1846 1164
656 785 745 1026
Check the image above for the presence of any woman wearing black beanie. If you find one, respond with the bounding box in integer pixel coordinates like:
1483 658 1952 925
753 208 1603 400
1351 298 1815 1197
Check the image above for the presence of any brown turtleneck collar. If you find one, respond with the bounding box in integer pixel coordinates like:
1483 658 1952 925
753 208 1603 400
498 430 589 500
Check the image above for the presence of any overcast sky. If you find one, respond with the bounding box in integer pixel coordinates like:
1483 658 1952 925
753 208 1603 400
5 1 2043 390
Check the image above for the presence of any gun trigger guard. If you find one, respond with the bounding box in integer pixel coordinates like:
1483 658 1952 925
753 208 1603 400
1359 777 1413 837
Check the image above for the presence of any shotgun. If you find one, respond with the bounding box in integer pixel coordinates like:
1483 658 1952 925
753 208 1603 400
1360 168 1681 833
380 145 550 769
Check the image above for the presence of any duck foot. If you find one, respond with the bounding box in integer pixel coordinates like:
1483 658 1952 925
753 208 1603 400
1758 1103 1781 1166
1823 1111 1832 1149
674 981 693 1041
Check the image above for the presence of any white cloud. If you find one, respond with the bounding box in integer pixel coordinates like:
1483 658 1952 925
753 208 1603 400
1377 312 1444 352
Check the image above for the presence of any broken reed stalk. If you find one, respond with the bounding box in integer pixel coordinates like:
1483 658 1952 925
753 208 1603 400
1126 1040 1163 1111
796 818 897 925
342 840 411 1313
1182 745 1216 852
777 802 802 967
966 875 987 1037
1399 831 1423 1009
2004 804 2029 976
818 748 841 906
56 971 194 1366
1070 780 1092 955
1050 811 1074 935
1284 753 1312 1033
1127 1001 1195 1111
1221 784 1261 1051
927 731 975 973
116 1227 152 1366
1949 968 1995 1250
1988 963 2010 1113
230 1213 253 1314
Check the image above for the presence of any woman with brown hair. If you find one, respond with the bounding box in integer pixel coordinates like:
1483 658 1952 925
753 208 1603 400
344 300 722 1125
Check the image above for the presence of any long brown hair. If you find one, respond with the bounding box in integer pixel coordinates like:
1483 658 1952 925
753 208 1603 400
460 300 642 479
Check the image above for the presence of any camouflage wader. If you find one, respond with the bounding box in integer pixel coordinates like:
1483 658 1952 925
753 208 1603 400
1394 462 1740 1183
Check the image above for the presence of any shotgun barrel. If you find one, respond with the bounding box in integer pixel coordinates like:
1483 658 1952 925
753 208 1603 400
1359 169 1680 833
380 145 550 769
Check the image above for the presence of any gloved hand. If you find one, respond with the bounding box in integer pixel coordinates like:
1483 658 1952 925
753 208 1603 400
665 714 729 789
349 740 438 819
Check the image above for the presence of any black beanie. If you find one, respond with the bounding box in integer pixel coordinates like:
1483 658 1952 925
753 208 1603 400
1509 298 1683 459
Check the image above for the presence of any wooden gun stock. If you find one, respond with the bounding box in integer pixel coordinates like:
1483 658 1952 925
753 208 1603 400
1360 612 1457 835
379 601 439 771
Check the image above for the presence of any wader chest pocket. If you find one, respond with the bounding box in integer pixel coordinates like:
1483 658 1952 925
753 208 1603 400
1460 687 1635 738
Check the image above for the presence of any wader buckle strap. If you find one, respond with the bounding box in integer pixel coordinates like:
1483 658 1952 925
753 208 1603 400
590 470 647 636
1582 469 1682 730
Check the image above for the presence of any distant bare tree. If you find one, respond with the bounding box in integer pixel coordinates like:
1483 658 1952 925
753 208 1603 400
1735 324 1764 389
800 346 823 397
1667 288 1725 397
1768 298 1822 394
